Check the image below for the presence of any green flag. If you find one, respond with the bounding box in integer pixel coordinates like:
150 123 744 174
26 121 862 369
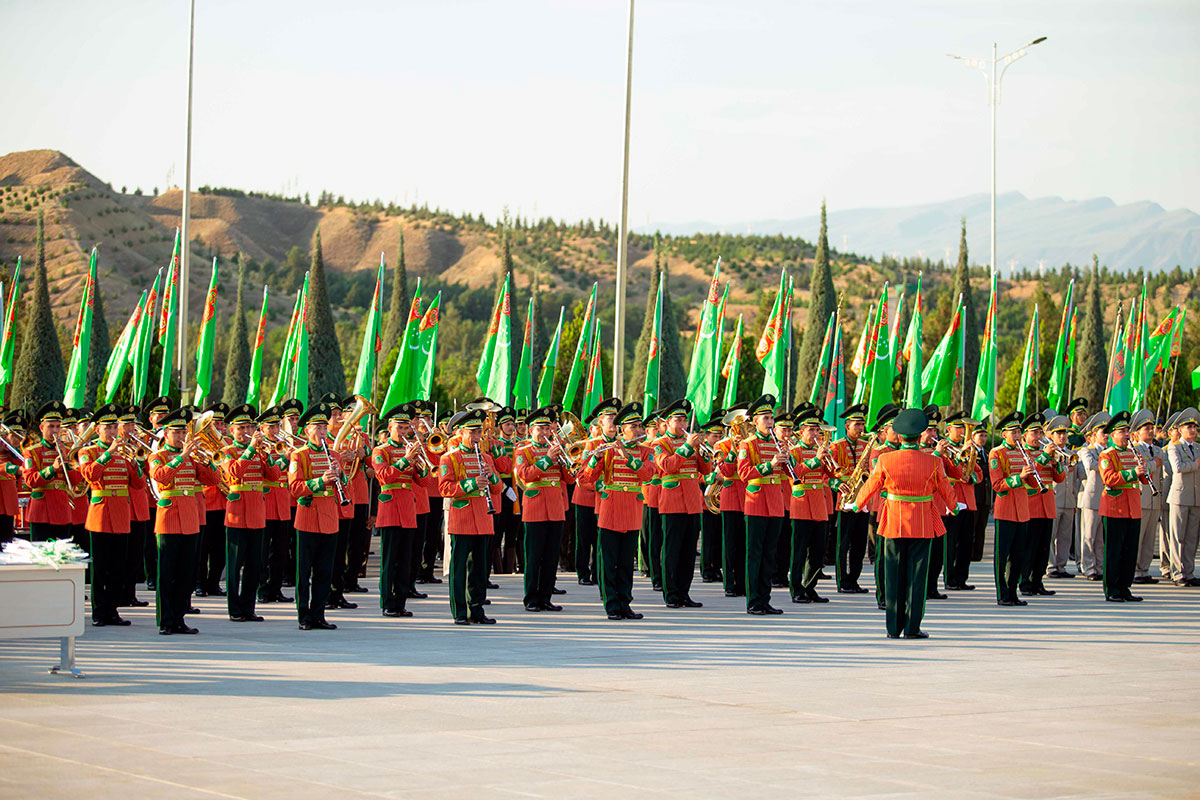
756 269 788 399
103 291 146 404
864 283 892 429
158 229 181 396
685 259 723 424
644 274 664 410
352 259 385 403
821 312 846 438
245 285 270 408
131 270 161 407
515 298 534 412
415 291 441 401
1129 278 1150 411
269 284 304 408
562 283 597 413
1016 304 1040 414
63 248 97 408
582 322 604 417
809 312 836 406
537 306 564 409
291 273 311 408
192 257 220 406
1146 306 1179 376
921 298 963 408
1106 303 1132 416
477 272 513 404
971 272 999 421
1046 278 1075 412
711 281 729 397
721 313 743 409
903 276 924 408
383 278 423 411
887 291 905 381
0 256 20 404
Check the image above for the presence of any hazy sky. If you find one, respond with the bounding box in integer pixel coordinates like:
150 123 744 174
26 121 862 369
3 0 1198 229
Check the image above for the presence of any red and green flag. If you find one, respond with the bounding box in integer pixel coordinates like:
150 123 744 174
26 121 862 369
0 256 20 404
921 297 963 408
1015 304 1040 414
130 269 161 407
269 283 304 408
810 311 836 406
515 298 534 412
1129 278 1150 411
352 257 385 404
415 291 441 400
562 283 597 413
158 229 181 396
1105 303 1131 416
863 283 892 429
711 281 729 396
1046 278 1076 412
757 269 789 399
383 277 423 411
192 257 220 406
821 312 846 438
1146 306 1179 375
63 248 97 409
903 276 924 408
245 285 269 408
103 290 146 404
887 291 905 380
721 313 743 409
971 272 999 421
476 272 513 404
644 273 664 411
582 322 604 417
291 273 311 408
537 306 564 408
685 258 723 424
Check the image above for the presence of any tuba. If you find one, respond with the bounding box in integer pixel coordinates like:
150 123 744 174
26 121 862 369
333 395 377 479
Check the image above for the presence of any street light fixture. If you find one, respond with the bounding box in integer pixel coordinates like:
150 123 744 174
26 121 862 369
947 36 1047 278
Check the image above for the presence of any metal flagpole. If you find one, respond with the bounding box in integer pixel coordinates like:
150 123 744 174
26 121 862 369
179 0 196 397
612 0 635 398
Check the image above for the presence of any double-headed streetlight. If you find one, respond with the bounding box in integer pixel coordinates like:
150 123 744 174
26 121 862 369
947 36 1047 277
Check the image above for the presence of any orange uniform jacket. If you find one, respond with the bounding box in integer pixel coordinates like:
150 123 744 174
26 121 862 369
289 444 342 534
224 442 279 529
22 441 82 526
653 433 711 515
944 440 981 511
855 445 956 539
582 443 655 531
514 441 574 523
1026 447 1064 519
572 435 608 509
149 446 221 535
989 445 1038 522
788 443 833 521
715 438 745 513
438 444 501 535
373 440 427 529
1099 446 1147 519
129 456 151 523
737 432 791 518
0 455 21 517
262 452 291 521
78 443 145 534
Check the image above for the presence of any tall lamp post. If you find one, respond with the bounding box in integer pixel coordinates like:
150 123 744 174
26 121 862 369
947 36 1046 278
613 0 635 397
179 0 197 396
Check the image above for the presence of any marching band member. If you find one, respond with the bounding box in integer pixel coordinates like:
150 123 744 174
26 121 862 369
919 405 954 600
515 405 575 612
195 400 230 599
222 403 275 622
716 404 748 597
787 406 834 604
117 406 151 608
854 408 956 639
414 401 445 584
439 409 501 624
574 399 618 586
1045 414 1084 580
868 404 901 610
942 411 981 590
490 404 520 578
1077 413 1111 581
280 398 304 590
78 403 144 626
1066 397 1089 447
1098 411 1150 601
737 394 790 615
22 401 80 542
289 402 343 630
653 398 710 609
1131 410 1166 584
139 396 174 590
320 395 358 611
583 401 655 619
257 406 293 604
1018 412 1064 597
0 409 25 545
341 394 373 595
831 403 871 594
1165 408 1200 586
373 403 428 617
639 408 663 590
989 411 1038 607
63 407 90 560
699 414 724 583
150 407 222 635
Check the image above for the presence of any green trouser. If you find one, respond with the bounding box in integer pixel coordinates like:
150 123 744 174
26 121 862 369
700 509 722 580
745 513 784 611
449 533 490 621
721 510 746 595
156 533 198 629
225 526 263 618
789 518 827 599
295 529 336 625
575 505 598 583
1020 516 1053 592
378 526 413 613
646 508 664 586
598 528 637 616
524 520 562 606
993 519 1026 603
660 512 700 605
882 537 931 637
835 509 870 591
1102 516 1139 599
88 530 127 623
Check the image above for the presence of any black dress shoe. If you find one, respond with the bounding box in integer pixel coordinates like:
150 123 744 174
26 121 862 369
724 591 740 597
959 584 975 590
665 601 683 608
524 604 542 612
1020 589 1035 597
623 609 644 620
791 595 810 604
210 587 227 597
91 618 109 627
274 593 293 603
578 578 596 586
1086 574 1102 581
346 584 369 593
298 622 313 630
470 615 496 624
1105 595 1125 602
540 602 563 612
764 605 784 614
607 612 624 620
551 587 566 595
837 587 855 594
407 589 428 599
945 584 963 591
194 588 209 597
998 599 1016 606
172 623 199 634
188 606 201 614
1035 588 1056 596
682 599 703 608
770 580 787 588
311 620 337 630
383 609 402 617
852 586 870 594
158 626 173 635
904 631 930 639
257 594 273 604
1013 599 1028 606
928 591 948 600
1131 576 1158 585
877 603 886 610
229 615 247 622
807 592 829 604
886 633 900 639
282 579 296 587
245 614 264 622
425 576 444 584
651 584 662 592
124 597 149 607
747 607 768 615
1122 593 1143 602
453 617 470 625
487 581 500 590
336 598 358 609
816 571 830 580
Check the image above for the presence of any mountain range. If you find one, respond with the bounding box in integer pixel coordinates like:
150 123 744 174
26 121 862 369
643 192 1200 273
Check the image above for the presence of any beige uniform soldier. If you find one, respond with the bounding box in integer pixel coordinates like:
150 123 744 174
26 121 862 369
1165 408 1200 586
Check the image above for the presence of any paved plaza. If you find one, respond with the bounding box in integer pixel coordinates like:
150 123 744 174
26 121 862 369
2 561 1199 799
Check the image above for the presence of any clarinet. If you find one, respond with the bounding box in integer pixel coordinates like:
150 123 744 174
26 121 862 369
473 443 497 514
1130 443 1161 497
320 441 350 506
1017 443 1047 492
769 430 798 483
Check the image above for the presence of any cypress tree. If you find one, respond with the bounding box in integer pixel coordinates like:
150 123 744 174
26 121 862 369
628 234 687 406
1073 255 1108 408
795 201 836 405
12 211 66 412
222 253 251 406
83 259 110 410
950 218 979 411
381 225 409 353
306 228 345 398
